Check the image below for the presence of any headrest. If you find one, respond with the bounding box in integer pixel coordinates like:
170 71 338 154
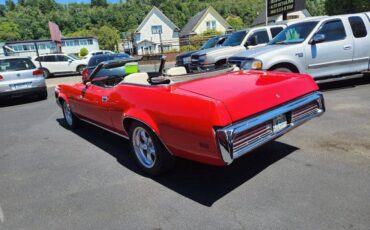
165 66 187 76
122 72 150 85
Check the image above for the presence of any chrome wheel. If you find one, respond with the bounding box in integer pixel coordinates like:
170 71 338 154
132 127 156 168
63 102 73 127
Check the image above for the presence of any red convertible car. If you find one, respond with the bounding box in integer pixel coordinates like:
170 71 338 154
55 58 325 175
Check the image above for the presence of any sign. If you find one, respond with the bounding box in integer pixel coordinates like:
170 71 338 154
48 21 62 43
48 21 62 53
267 0 295 17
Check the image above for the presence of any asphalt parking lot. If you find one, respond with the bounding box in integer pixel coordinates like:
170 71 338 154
0 75 369 230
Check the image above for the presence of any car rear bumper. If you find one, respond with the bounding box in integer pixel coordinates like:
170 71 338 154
215 92 325 164
0 77 46 98
0 86 47 98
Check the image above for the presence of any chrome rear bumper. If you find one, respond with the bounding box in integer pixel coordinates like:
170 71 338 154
215 92 325 164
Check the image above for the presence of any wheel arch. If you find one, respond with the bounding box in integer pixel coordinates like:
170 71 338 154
268 62 300 73
215 59 227 67
57 92 70 106
76 64 86 72
122 111 160 137
122 115 174 155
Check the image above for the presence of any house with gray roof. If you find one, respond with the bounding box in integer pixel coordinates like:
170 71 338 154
180 6 233 38
134 6 180 55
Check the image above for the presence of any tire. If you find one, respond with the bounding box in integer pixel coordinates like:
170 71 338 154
129 121 175 176
39 90 48 100
61 100 80 129
41 68 51 78
271 67 293 73
77 65 86 74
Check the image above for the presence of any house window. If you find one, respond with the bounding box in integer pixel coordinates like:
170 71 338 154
74 40 80 46
152 25 162 34
206 20 216 30
87 39 93 45
80 39 88 45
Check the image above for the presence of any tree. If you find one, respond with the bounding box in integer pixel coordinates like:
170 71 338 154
226 15 244 30
5 0 16 11
306 0 326 16
93 26 120 51
91 0 108 7
0 20 21 41
325 0 370 15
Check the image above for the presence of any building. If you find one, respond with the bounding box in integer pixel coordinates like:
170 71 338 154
2 37 99 57
252 8 312 26
180 6 233 38
134 6 180 55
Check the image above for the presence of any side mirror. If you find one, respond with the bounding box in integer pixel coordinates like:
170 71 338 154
247 36 258 47
310 34 325 44
68 59 73 62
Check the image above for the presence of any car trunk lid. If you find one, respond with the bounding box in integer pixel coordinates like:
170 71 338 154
175 70 318 122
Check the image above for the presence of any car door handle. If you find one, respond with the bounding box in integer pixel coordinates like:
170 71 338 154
102 96 108 102
343 45 352 50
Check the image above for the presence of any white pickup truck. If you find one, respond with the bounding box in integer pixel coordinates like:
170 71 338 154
189 24 286 72
229 13 370 83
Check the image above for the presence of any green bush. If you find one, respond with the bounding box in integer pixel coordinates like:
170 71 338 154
180 45 196 52
80 48 88 57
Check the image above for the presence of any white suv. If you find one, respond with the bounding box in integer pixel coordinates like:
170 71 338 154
34 54 87 78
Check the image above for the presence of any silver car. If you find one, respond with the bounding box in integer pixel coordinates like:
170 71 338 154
0 57 47 100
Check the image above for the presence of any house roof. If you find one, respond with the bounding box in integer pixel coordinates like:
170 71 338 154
4 36 97 45
180 6 232 37
137 39 157 45
252 7 311 26
135 6 179 33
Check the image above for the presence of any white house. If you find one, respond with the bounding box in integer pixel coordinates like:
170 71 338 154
180 6 233 38
2 37 99 57
134 7 180 55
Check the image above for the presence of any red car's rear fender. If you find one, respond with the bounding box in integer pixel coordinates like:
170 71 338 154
57 92 70 106
122 109 160 137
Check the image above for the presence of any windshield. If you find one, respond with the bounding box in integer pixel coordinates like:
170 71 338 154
200 37 219 50
67 54 80 60
222 31 247 46
269 21 319 44
0 58 36 72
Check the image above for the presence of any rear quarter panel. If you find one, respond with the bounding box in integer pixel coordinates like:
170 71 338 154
111 84 232 165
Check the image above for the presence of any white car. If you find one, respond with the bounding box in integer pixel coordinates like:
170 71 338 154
229 13 370 83
0 57 47 100
82 50 115 62
34 54 87 78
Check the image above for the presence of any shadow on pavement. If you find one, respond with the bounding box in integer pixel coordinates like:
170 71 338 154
319 75 370 91
0 94 47 107
57 118 299 206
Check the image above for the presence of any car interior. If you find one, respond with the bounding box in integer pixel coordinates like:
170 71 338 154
89 56 238 88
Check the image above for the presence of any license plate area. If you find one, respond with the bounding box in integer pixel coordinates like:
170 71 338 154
10 82 32 90
273 114 288 133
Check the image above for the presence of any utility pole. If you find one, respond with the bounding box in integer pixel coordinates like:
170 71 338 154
159 30 163 54
265 0 268 26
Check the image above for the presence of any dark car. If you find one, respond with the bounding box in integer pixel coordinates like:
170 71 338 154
82 53 130 80
176 35 229 71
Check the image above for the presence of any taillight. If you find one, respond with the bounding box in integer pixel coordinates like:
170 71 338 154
82 68 88 78
0 75 3 80
33 69 44 76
